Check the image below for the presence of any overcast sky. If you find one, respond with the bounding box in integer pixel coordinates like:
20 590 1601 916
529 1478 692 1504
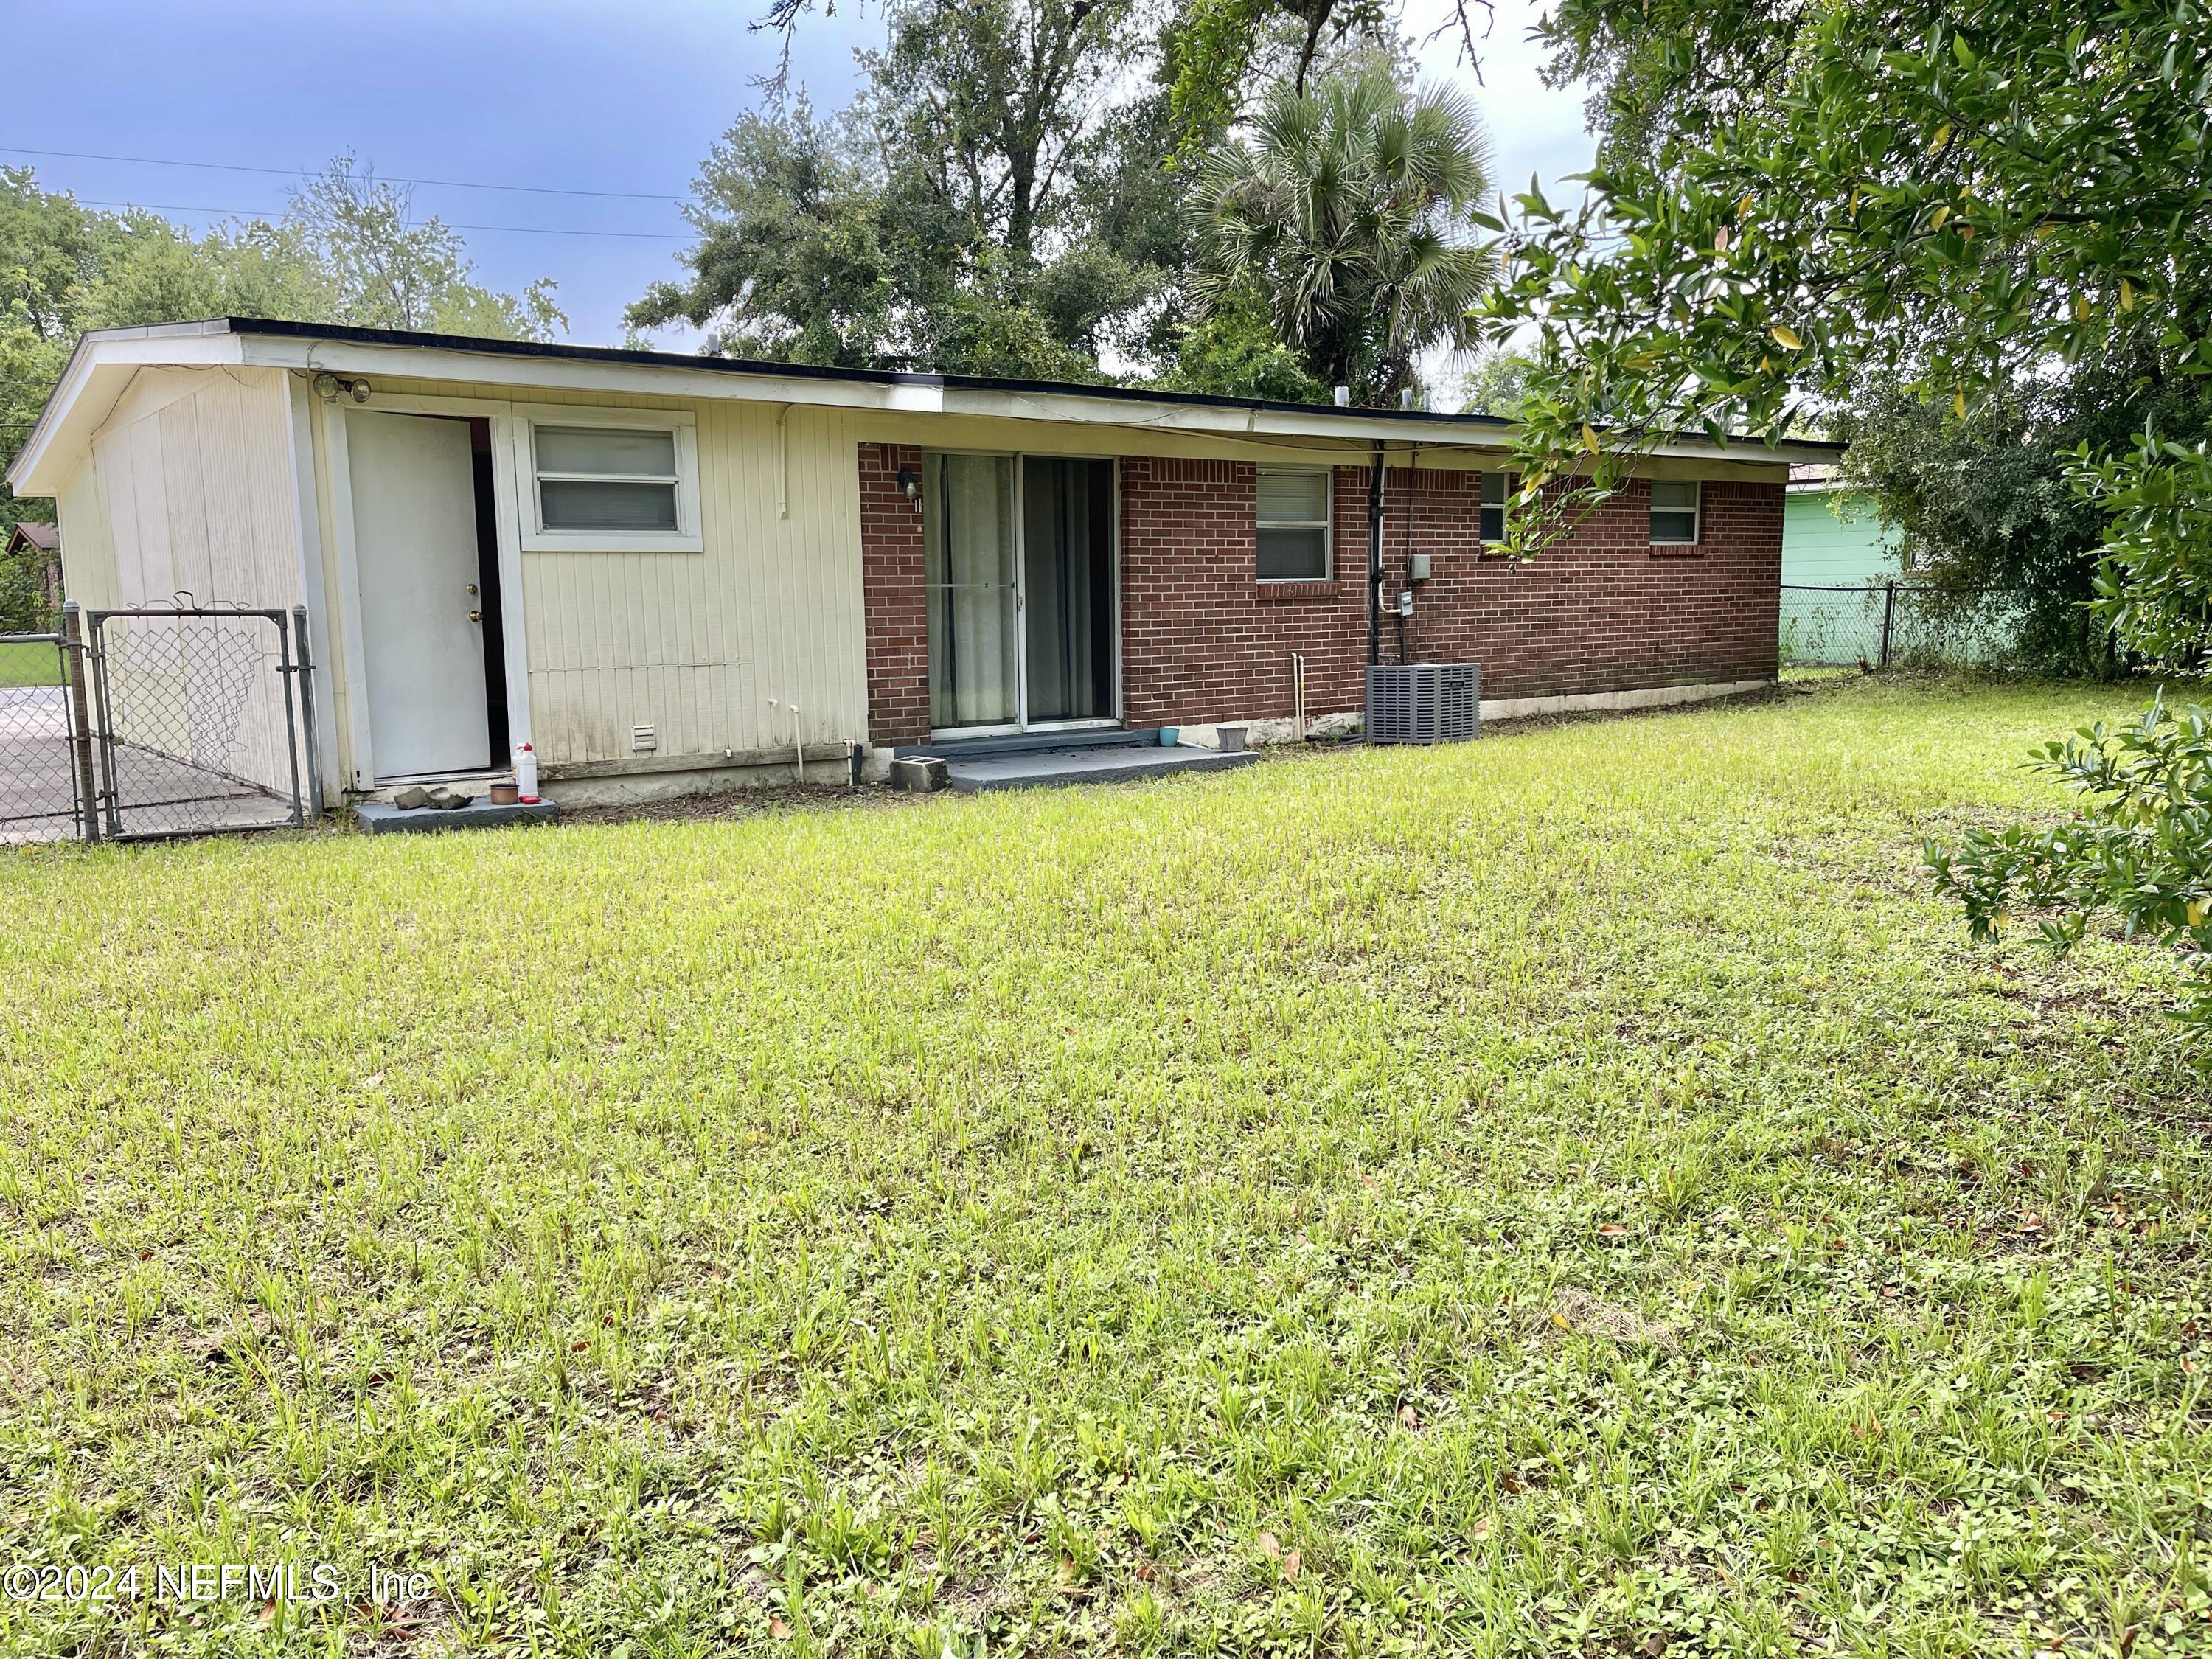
6 0 1594 351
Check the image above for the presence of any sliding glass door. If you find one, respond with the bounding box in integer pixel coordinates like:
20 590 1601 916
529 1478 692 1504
924 453 1020 729
1022 457 1115 723
925 452 1116 734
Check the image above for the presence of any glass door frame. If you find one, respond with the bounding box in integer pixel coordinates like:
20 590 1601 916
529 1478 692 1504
925 449 1122 740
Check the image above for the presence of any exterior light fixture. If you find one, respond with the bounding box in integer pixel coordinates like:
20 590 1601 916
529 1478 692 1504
310 373 372 405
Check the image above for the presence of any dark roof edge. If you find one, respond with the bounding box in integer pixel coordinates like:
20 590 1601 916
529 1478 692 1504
215 318 1848 456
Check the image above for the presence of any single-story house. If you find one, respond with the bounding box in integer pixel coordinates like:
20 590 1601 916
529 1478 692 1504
7 318 1843 807
1783 463 1898 586
5 520 62 618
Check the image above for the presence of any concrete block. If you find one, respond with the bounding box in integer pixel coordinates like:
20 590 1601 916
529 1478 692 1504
890 756 949 793
861 746 897 785
355 799 559 835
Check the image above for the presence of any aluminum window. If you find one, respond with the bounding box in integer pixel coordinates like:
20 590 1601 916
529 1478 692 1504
1480 471 1510 544
1649 479 1701 545
517 411 702 552
1256 468 1331 580
535 425 681 532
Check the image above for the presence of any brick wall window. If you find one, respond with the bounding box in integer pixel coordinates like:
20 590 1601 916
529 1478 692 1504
1650 479 1701 545
1480 471 1510 544
1256 468 1332 580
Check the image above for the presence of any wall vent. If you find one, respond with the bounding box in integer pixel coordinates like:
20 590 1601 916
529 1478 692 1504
632 724 658 753
1366 662 1481 745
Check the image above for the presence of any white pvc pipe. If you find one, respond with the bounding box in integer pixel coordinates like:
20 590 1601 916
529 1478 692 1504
768 698 804 784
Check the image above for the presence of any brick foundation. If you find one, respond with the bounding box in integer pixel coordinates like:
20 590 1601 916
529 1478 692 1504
859 443 1782 743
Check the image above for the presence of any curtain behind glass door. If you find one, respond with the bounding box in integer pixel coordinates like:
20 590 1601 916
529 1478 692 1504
1021 457 1115 722
925 453 1018 728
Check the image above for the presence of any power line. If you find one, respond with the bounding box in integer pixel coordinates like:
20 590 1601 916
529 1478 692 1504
72 198 694 241
1 145 696 204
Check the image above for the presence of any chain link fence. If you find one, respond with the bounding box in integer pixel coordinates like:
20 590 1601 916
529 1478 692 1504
0 632 91 845
1781 583 2034 669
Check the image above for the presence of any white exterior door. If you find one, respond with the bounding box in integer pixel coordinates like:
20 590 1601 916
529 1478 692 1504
347 411 491 778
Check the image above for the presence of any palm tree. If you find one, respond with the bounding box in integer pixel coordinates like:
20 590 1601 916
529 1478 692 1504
1188 64 1495 407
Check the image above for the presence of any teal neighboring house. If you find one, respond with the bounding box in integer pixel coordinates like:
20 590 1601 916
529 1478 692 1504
1784 465 1898 585
1781 466 1900 664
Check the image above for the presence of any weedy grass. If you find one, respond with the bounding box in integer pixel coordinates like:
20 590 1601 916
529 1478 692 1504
0 676 2207 1658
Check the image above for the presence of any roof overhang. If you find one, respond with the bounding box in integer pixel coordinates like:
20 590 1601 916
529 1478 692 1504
8 321 254 496
8 317 1848 496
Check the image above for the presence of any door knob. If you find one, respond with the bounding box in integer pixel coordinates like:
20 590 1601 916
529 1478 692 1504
467 610 483 623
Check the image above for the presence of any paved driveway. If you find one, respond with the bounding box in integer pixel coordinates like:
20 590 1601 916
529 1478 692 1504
0 686 80 844
1 686 296 843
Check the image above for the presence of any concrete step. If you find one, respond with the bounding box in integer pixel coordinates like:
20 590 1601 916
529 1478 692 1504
939 743 1259 793
896 726 1161 759
355 798 559 835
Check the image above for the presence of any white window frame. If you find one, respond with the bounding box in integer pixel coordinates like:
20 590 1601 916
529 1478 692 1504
1480 470 1512 545
515 405 703 553
1256 466 1333 582
1649 479 1702 546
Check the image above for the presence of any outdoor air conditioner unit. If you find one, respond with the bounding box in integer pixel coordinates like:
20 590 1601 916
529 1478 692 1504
1366 661 1481 745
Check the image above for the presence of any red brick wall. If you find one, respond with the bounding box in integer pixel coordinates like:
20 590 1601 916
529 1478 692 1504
859 442 930 744
858 444 1782 742
1118 459 1373 727
1371 467 1782 702
1119 459 1781 723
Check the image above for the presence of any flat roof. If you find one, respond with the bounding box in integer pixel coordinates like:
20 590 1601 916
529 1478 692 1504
7 316 1848 494
223 317 1537 431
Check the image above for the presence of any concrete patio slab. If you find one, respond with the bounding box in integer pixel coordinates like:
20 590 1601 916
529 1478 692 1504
937 743 1259 793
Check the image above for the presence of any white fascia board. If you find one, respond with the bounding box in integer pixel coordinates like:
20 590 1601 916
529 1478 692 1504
8 323 246 495
221 330 1825 469
232 333 924 415
936 383 1514 451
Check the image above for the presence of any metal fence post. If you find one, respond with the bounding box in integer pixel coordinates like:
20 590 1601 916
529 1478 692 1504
59 602 100 844
86 611 124 840
1879 581 1896 669
291 605 321 822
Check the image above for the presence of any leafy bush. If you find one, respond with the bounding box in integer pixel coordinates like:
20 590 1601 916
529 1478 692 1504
1930 698 2212 1042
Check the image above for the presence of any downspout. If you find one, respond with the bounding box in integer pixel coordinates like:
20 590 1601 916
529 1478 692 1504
1367 440 1386 667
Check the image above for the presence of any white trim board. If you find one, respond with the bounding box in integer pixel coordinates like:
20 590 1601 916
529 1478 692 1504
15 321 1840 494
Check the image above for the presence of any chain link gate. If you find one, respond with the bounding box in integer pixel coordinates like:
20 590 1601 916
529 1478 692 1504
83 603 316 841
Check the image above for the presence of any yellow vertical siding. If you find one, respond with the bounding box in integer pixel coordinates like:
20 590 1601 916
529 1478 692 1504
89 367 302 610
518 400 869 763
58 367 305 796
299 378 869 775
55 459 117 613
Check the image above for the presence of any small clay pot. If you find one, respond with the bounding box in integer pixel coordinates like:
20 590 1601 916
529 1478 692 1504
488 782 521 806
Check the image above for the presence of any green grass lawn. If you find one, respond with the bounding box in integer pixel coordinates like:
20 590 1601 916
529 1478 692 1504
1 678 2206 1658
0 638 66 688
